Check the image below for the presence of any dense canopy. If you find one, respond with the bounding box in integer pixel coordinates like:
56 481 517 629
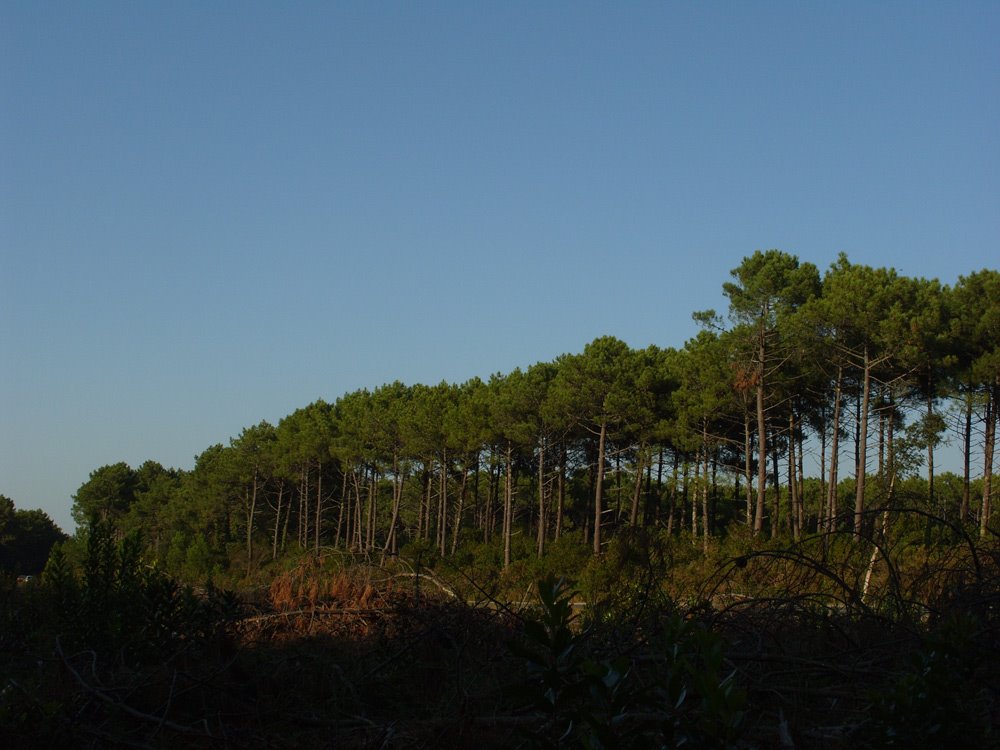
61 253 999 578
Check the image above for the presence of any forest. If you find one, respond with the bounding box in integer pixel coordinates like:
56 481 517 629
2 250 999 748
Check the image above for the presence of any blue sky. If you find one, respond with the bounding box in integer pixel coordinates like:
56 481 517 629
2 2 998 533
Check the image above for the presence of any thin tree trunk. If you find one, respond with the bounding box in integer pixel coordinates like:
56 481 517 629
555 443 565 541
927 388 936 516
451 459 469 555
771 437 781 539
789 412 799 541
314 460 323 555
691 455 699 540
365 464 379 550
334 470 347 549
653 446 664 527
961 386 973 523
272 482 284 561
629 443 646 527
797 424 806 536
536 438 546 557
593 419 607 555
744 414 753 527
855 347 872 537
818 403 827 534
246 467 258 576
701 424 710 554
438 450 447 557
827 367 843 533
384 453 403 556
503 442 513 568
666 450 679 536
754 328 767 534
981 384 997 537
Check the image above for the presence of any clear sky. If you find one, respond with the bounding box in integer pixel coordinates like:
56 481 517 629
2 2 998 533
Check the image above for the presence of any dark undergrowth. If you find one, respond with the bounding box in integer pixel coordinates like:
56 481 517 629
2 515 999 748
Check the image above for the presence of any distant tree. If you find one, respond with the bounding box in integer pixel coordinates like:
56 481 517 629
72 462 137 529
546 337 643 555
721 250 820 535
0 495 67 574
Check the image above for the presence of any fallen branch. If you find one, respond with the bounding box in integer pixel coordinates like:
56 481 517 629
56 636 212 739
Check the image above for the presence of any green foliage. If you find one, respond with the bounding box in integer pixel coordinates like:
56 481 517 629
42 522 228 662
866 615 995 749
510 576 745 749
0 499 66 574
1 521 241 744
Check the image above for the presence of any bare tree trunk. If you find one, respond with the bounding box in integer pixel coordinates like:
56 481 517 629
334 470 347 549
438 450 447 557
384 453 404 556
926 388 936 516
281 482 293 553
593 419 607 555
691 454 699 540
653 446 664 527
554 443 565 541
272 482 284 561
314 460 323 555
536 438 546 557
701 424 710 554
246 467 258 576
789 412 800 541
961 385 973 523
629 443 646 527
503 442 513 568
666 450 679 536
451 459 469 555
754 327 767 535
744 414 753 527
366 468 377 552
771 437 781 539
827 367 843 533
818 404 827 534
797 424 806 535
855 347 872 537
981 384 997 537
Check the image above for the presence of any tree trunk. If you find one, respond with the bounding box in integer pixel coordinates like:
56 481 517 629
555 443 565 541
272 482 284 561
314 460 323 555
666 450 679 536
438 450 447 557
754 326 767 535
536 438 546 557
818 404 827 534
334 470 347 549
246 466 258 576
855 346 872 537
927 388 936 516
961 385 973 523
827 367 843 534
744 414 753 527
451 459 469 555
701 424 710 554
981 384 997 537
384 452 404 556
629 443 646 527
789 412 799 541
593 419 607 555
503 442 513 568
771 437 781 539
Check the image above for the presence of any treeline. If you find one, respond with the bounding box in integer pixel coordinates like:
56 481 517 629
69 251 1000 580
